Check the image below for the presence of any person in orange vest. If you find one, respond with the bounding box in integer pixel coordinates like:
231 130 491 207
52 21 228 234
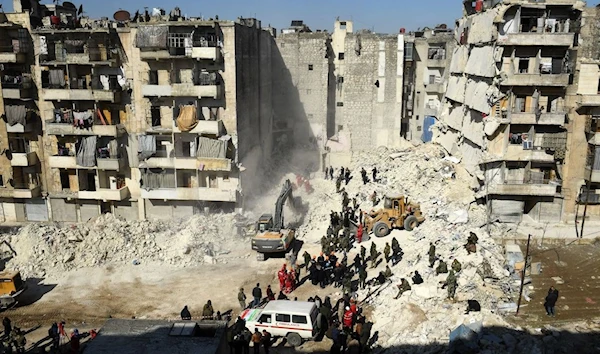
343 306 354 330
356 224 363 243
284 270 295 294
277 264 287 291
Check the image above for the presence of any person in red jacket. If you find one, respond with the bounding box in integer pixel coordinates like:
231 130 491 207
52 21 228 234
277 264 287 291
343 306 354 330
284 270 295 294
356 224 363 243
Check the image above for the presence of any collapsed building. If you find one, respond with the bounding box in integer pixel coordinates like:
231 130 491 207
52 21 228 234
434 0 587 223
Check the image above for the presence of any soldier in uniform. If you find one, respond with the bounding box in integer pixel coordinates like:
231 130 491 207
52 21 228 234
394 278 412 299
370 243 378 268
336 177 342 193
342 192 350 209
371 191 378 206
321 236 328 253
383 265 393 279
428 242 436 268
391 237 401 265
303 251 311 268
446 270 458 299
360 245 367 264
361 168 368 185
451 259 462 273
342 274 352 294
436 259 448 275
383 242 391 263
412 271 424 284
358 266 367 289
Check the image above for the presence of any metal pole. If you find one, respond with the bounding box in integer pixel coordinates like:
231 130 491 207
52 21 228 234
581 159 594 239
516 234 532 315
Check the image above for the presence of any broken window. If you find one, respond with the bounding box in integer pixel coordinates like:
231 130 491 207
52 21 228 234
151 107 161 127
518 59 529 74
208 174 217 188
340 21 347 30
308 64 313 71
336 102 344 107
404 43 414 61
338 52 345 60
148 70 158 85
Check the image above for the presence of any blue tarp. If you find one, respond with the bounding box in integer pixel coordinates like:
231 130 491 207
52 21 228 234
422 116 436 142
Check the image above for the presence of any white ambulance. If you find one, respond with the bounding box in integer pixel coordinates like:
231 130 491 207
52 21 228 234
240 300 319 347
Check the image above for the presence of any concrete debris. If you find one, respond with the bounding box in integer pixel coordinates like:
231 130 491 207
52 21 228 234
1 213 238 280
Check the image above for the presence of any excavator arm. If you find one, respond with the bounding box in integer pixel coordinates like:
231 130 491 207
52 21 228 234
272 179 295 231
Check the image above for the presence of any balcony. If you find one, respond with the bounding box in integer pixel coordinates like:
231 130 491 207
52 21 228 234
11 152 38 167
0 52 26 64
172 119 224 135
425 83 444 93
6 122 34 133
174 157 232 171
97 156 126 171
42 89 121 102
0 185 42 199
577 95 600 108
141 83 221 99
487 181 558 197
140 187 236 202
501 73 569 87
78 186 130 201
588 132 600 145
139 157 174 169
140 47 220 61
45 122 125 137
509 112 566 125
40 53 118 67
427 59 446 68
484 145 556 163
585 167 600 183
48 155 78 169
497 33 575 47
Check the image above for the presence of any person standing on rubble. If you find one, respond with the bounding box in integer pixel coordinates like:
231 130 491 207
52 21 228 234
428 242 436 268
252 284 262 307
451 259 462 273
344 168 351 185
446 270 458 300
278 264 287 291
465 232 478 254
238 288 247 311
391 238 401 265
361 168 368 185
360 245 367 264
336 177 342 193
329 167 334 180
2 318 11 339
383 242 391 263
370 243 378 268
356 223 363 244
303 251 311 269
436 259 448 275
372 167 378 182
359 266 367 289
340 167 345 179
370 191 378 206
545 286 559 317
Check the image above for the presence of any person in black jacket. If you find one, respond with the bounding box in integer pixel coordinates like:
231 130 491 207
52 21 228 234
180 306 191 320
544 286 559 317
252 284 262 307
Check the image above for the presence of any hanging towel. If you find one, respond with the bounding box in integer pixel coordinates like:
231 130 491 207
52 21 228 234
176 105 198 132
76 136 97 167
5 105 27 126
137 135 156 160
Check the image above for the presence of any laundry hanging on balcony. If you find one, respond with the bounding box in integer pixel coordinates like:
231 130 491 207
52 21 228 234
49 69 65 87
4 105 27 126
73 110 93 129
197 136 227 159
176 105 198 132
137 135 156 160
76 136 97 167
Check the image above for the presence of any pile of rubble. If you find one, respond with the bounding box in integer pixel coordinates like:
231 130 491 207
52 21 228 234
286 143 522 351
1 213 238 279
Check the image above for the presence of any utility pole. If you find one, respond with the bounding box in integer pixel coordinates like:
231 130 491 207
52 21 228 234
581 147 595 239
516 234 532 315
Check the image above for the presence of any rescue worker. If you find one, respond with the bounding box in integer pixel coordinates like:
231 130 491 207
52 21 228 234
446 270 458 299
359 266 367 289
252 283 262 307
277 264 287 291
202 300 214 319
342 274 352 294
333 263 344 288
412 271 424 285
181 305 192 320
336 177 342 193
361 168 368 185
353 254 362 273
238 288 247 310
383 242 391 263
394 278 411 299
436 260 448 275
451 259 462 273
391 237 401 264
329 166 334 180
321 236 328 254
428 242 436 268
465 232 478 254
360 245 367 264
343 306 354 330
284 270 295 294
371 191 378 206
370 243 378 268
356 223 364 244
372 167 378 182
344 168 351 185
376 271 386 285
342 191 350 210
353 197 359 211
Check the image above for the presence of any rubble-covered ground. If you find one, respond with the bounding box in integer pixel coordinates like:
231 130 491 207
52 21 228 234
1 141 598 353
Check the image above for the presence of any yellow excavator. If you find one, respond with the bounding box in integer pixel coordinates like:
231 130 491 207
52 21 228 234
364 195 425 237
251 179 297 261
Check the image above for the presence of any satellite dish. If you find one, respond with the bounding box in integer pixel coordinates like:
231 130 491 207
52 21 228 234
113 10 131 22
62 2 77 10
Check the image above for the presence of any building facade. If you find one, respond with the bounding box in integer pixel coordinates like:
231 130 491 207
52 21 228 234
0 0 274 222
434 0 584 223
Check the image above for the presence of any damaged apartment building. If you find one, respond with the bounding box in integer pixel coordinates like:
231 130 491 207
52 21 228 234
402 25 455 144
434 0 584 223
0 0 273 222
274 20 405 167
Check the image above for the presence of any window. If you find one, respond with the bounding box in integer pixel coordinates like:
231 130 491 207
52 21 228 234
223 174 229 181
417 126 422 131
337 76 344 84
0 176 3 186
338 52 345 60
429 75 436 85
518 59 529 74
259 314 272 323
209 175 217 188
404 42 414 61
340 21 347 30
151 107 161 127
337 102 344 107
416 115 420 120
308 64 314 71
148 70 158 85
292 315 308 324
306 89 312 95
276 314 291 322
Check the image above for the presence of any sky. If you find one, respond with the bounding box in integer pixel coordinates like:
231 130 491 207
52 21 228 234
6 0 600 34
